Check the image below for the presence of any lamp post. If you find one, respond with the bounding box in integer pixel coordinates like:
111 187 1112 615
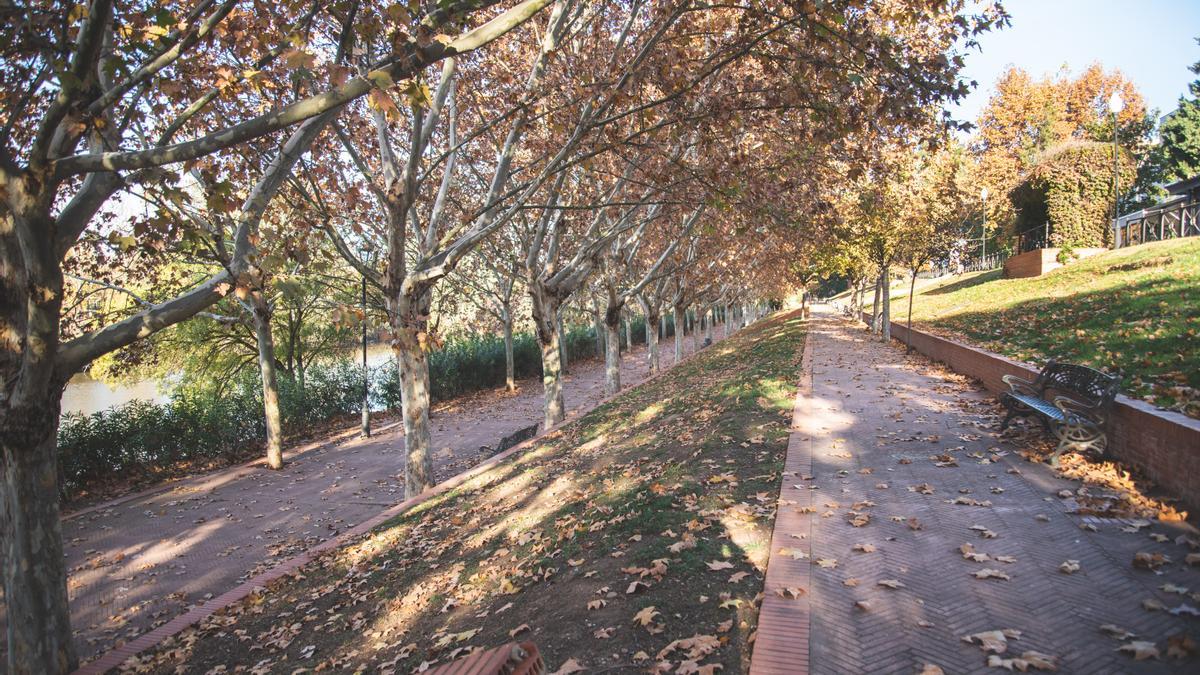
1108 91 1125 236
360 244 373 438
979 186 989 263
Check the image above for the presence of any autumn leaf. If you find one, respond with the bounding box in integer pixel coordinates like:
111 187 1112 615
729 571 749 583
852 543 876 553
632 606 660 627
962 629 1021 654
593 627 614 639
587 599 606 610
815 558 838 569
1167 634 1197 660
973 568 1011 581
987 651 1059 671
550 658 586 675
1117 640 1160 661
706 560 734 571
919 665 944 675
778 547 808 560
877 579 905 590
776 586 806 599
843 578 860 587
509 624 530 638
1099 624 1136 640
1132 552 1170 570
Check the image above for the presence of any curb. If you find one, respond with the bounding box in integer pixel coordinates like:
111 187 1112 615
74 321 749 674
750 321 814 675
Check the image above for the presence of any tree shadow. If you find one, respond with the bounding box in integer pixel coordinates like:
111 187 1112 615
920 269 1003 296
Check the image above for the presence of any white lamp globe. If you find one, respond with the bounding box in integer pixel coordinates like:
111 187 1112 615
1108 91 1125 115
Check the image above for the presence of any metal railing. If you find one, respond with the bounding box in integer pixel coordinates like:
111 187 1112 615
1113 198 1199 248
919 252 1008 279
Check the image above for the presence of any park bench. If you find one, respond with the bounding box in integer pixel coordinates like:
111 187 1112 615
999 361 1121 465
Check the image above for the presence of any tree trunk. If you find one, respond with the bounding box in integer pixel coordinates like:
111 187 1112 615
2 406 76 674
604 315 622 396
881 264 892 342
673 305 685 364
392 288 435 498
907 270 917 352
624 311 633 351
502 307 515 391
705 306 714 342
691 307 700 352
593 301 604 359
530 288 566 428
556 309 567 374
647 308 661 373
251 296 284 470
871 274 882 333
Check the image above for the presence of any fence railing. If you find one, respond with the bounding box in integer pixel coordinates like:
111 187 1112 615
1114 198 1199 249
919 252 1008 279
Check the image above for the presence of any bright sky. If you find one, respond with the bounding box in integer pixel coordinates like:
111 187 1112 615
950 0 1200 126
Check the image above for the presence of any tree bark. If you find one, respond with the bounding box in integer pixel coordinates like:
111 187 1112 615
673 305 685 364
881 264 892 342
593 301 605 359
250 295 285 470
624 310 633 351
556 309 568 374
604 316 622 396
502 306 515 391
871 274 882 334
691 307 700 352
647 308 661 373
2 412 76 674
530 287 566 428
391 287 436 498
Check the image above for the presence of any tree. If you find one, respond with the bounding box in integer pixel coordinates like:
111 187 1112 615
1158 43 1200 184
0 1 556 669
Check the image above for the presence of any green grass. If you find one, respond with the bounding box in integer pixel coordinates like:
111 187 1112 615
894 238 1200 417
130 312 807 675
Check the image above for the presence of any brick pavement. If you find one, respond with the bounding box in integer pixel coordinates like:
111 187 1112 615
0 328 728 667
755 308 1198 674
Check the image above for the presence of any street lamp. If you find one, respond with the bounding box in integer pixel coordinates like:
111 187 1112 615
359 243 373 438
1108 91 1125 234
979 186 989 262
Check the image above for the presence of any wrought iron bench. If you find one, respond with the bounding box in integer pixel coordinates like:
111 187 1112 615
999 361 1121 465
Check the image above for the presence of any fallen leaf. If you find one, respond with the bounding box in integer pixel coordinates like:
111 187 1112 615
1059 560 1080 574
593 627 614 639
551 658 586 675
815 558 838 569
632 606 660 627
918 665 944 675
1099 624 1136 640
973 568 1011 581
962 629 1021 654
877 579 906 590
729 571 749 583
706 560 734 571
776 586 806 599
1133 552 1170 570
1167 634 1197 660
843 578 860 587
853 543 876 553
1117 641 1160 661
509 624 530 638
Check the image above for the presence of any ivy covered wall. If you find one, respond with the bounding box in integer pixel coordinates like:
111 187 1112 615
1009 141 1136 248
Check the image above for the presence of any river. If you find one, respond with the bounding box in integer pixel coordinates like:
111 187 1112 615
61 344 397 416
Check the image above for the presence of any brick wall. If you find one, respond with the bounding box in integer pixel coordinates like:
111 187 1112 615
1003 248 1108 278
862 313 1200 513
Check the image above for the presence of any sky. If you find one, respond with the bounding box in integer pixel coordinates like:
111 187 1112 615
949 0 1200 126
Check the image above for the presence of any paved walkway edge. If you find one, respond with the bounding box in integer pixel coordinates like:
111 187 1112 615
750 327 814 675
74 325 746 675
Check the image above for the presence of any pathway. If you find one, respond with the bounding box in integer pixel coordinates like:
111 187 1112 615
755 307 1198 674
0 326 732 666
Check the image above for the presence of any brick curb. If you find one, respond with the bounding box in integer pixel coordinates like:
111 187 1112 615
74 321 751 674
750 325 814 675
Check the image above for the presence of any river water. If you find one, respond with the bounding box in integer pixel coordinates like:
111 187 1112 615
61 344 397 416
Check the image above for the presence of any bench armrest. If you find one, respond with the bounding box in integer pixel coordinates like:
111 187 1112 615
1001 374 1038 397
1053 395 1102 427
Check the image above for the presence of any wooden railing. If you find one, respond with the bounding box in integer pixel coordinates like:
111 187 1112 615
1113 197 1200 248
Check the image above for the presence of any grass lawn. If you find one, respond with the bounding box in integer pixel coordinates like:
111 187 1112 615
891 238 1200 418
125 312 806 674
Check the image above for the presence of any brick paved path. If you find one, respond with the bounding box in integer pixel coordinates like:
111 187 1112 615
755 308 1198 674
0 327 730 666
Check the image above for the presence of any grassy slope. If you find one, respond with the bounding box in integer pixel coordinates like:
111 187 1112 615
895 238 1200 417
129 313 807 675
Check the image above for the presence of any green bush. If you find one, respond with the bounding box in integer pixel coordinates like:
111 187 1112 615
57 322 673 499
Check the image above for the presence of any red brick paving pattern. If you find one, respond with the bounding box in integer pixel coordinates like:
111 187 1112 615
756 308 1198 674
0 329 729 669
